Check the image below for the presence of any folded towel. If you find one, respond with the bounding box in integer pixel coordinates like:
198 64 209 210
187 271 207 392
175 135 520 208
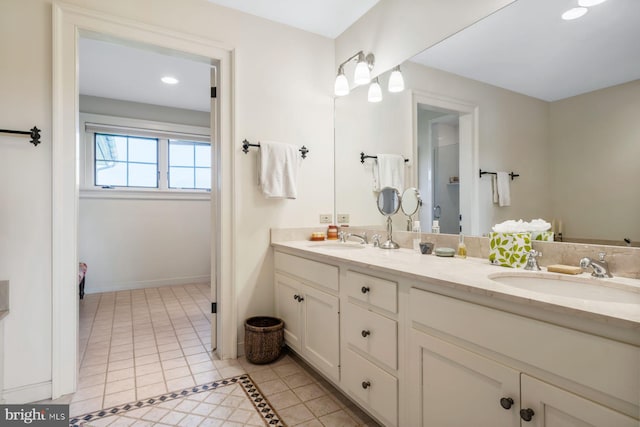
258 140 299 199
376 154 405 192
496 171 511 207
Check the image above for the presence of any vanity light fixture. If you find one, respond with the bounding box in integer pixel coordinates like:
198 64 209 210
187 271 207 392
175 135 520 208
334 51 375 96
388 65 405 93
578 0 608 6
161 76 179 84
561 7 588 20
368 77 383 103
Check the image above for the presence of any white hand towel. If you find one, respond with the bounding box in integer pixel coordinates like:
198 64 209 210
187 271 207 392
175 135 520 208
258 140 299 199
496 171 511 207
491 175 499 204
376 154 405 192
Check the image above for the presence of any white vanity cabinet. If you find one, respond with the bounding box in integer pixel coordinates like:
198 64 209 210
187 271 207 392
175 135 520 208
341 270 399 426
274 252 340 382
408 287 639 427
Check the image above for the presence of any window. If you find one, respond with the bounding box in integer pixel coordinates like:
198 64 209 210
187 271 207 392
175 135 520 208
81 114 212 195
169 140 211 190
95 133 158 188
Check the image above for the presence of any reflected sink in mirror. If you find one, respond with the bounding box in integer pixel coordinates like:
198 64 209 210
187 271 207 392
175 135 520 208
306 241 366 250
488 272 640 304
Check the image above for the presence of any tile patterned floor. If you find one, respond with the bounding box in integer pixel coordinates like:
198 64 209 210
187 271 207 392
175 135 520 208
66 284 380 426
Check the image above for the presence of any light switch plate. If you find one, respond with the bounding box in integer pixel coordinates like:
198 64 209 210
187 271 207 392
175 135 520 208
337 214 350 224
319 214 332 224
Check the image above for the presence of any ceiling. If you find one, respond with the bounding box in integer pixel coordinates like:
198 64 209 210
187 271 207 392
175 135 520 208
411 0 640 101
205 0 381 38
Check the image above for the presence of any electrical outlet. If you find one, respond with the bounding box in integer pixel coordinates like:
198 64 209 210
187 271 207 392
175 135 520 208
337 214 350 224
319 214 332 224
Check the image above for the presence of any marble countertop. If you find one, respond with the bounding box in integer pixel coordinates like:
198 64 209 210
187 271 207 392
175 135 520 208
272 241 640 333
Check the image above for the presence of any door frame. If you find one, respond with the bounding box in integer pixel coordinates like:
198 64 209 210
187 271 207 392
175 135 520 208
52 2 236 398
413 91 479 235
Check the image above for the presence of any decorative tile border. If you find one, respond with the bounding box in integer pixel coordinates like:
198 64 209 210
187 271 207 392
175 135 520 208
69 374 285 427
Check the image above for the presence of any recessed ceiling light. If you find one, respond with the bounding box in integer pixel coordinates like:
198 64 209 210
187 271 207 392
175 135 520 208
578 0 608 6
161 76 179 84
562 7 588 20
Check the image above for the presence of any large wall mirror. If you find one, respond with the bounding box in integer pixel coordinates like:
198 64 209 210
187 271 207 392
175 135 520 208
334 0 640 246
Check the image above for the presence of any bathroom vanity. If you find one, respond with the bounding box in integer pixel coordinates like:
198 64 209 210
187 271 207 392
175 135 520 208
272 241 639 427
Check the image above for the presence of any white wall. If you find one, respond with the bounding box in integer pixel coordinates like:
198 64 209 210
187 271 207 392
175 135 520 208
550 80 640 243
0 0 334 402
79 198 210 293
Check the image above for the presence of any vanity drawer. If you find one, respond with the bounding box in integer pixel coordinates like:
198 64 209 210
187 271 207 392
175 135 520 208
344 302 397 370
274 251 339 292
343 348 398 426
345 270 397 313
409 288 640 408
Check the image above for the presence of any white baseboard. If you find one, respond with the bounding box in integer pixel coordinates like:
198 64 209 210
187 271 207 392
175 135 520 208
2 381 52 404
85 275 211 294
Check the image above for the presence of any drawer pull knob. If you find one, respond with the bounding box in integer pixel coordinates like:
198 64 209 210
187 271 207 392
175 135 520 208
361 286 370 294
298 296 304 302
293 294 300 301
361 330 371 337
500 397 514 410
520 408 535 422
361 381 371 389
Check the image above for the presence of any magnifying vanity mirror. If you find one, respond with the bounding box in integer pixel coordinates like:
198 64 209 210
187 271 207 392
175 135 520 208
400 187 422 231
377 187 401 249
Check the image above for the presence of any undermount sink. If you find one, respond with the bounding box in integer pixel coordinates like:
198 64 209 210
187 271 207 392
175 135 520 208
307 241 366 250
488 272 640 304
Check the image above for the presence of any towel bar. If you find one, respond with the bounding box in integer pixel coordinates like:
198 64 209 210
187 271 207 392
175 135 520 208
360 152 409 164
479 169 519 180
0 126 41 146
242 139 308 159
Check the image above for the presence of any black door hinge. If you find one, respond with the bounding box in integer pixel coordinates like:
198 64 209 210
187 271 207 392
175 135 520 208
211 87 217 98
211 302 217 314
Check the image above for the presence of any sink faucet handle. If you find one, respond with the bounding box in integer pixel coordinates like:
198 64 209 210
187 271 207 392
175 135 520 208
338 231 346 242
529 249 542 258
372 234 382 247
598 252 607 261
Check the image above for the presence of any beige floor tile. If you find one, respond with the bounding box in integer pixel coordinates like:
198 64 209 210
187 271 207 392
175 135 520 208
103 389 136 409
134 354 160 366
257 378 290 396
135 362 162 376
161 356 188 370
182 345 206 356
281 371 314 389
273 362 303 378
319 410 359 427
69 397 104 417
166 375 195 391
136 382 167 400
218 366 245 378
105 378 135 395
133 345 158 357
180 414 206 427
191 402 216 417
208 404 235 420
135 371 164 387
72 384 104 402
193 370 223 384
186 352 211 365
305 395 341 417
158 409 186 425
163 366 191 380
278 403 315 425
293 383 326 402
248 367 279 384
106 367 134 383
108 359 134 372
78 372 106 389
189 361 216 374
157 342 180 353
267 389 302 411
293 420 324 427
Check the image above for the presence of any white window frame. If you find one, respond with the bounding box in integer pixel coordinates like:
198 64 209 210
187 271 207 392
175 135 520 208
80 113 211 200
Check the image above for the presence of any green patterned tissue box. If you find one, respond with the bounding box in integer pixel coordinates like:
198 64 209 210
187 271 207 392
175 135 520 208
489 232 533 268
531 231 554 241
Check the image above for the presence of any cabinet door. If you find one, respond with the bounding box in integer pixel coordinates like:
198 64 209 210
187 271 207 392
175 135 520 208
408 329 520 427
301 284 340 382
520 375 637 427
274 274 302 351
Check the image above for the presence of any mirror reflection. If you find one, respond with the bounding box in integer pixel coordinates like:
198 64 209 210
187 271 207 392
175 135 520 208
377 187 401 249
334 0 640 246
400 187 422 231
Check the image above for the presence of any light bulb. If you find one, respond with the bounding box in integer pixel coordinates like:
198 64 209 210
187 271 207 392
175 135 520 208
578 0 607 6
161 76 179 84
368 78 382 103
561 7 588 20
388 66 405 93
354 55 371 85
334 68 349 96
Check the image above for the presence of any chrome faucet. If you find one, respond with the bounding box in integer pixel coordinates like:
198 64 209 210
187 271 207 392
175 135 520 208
339 231 368 244
524 249 542 271
371 234 382 248
580 252 613 278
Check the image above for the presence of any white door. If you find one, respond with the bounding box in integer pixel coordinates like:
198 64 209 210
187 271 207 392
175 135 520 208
274 274 302 351
301 284 340 381
520 375 637 427
409 330 520 427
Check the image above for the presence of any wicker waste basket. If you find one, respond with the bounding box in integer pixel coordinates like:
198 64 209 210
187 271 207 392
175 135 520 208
244 316 284 364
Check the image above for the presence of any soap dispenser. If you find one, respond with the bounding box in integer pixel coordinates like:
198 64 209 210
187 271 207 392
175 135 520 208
457 234 467 258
